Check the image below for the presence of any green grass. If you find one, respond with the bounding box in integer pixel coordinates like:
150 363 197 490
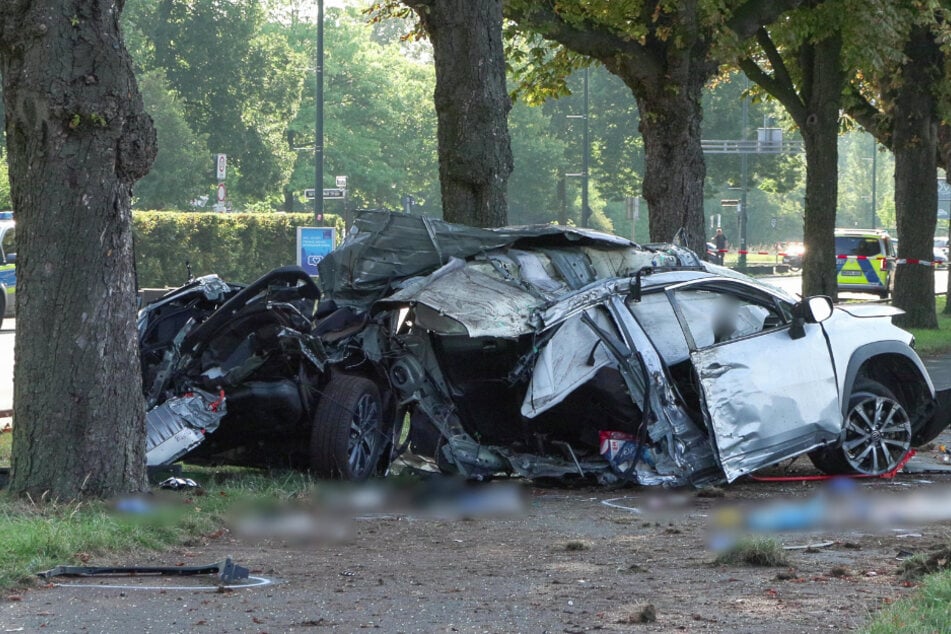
723 252 781 266
0 429 9 466
713 536 791 567
863 569 951 634
906 295 951 356
0 467 317 590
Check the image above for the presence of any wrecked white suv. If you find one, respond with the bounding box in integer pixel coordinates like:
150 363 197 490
314 211 946 487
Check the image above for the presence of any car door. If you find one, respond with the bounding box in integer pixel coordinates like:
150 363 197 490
665 280 842 482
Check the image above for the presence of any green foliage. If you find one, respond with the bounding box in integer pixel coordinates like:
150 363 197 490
284 8 440 212
0 153 10 210
132 211 344 288
0 468 319 591
863 568 951 634
124 0 306 205
907 295 951 356
133 69 211 210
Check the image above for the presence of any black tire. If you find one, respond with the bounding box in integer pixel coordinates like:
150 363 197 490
879 273 894 299
808 378 912 476
311 374 386 480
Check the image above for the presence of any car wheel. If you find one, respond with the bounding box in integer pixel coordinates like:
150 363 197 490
311 374 386 481
808 378 912 476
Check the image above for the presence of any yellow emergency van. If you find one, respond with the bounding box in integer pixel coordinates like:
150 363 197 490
834 228 894 298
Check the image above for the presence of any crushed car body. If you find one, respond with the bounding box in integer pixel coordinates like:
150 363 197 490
139 263 397 480
139 266 329 467
316 210 946 487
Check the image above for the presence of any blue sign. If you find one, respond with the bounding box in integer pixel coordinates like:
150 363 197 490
297 226 336 277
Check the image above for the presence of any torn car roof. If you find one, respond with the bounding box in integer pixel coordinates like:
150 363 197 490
317 210 704 316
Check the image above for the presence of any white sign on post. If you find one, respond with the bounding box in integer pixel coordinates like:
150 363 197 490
216 154 227 180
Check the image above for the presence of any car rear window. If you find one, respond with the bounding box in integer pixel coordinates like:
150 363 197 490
835 236 882 257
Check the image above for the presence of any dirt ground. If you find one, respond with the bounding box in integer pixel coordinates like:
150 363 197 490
3 449 951 634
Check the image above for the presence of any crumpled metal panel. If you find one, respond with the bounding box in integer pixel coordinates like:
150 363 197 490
692 323 842 482
318 210 672 311
521 311 620 418
318 211 532 310
145 389 227 466
381 262 540 338
602 296 721 486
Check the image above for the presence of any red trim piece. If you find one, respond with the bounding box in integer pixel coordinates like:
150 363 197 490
748 450 916 483
209 389 226 413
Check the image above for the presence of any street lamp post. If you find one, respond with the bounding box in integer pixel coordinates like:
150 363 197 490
314 0 324 225
870 136 877 229
581 67 590 228
566 67 591 228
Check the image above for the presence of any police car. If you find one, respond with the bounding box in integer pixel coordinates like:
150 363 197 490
0 211 15 329
835 228 894 298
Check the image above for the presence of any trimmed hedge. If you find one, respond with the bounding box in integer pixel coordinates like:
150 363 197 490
133 211 344 288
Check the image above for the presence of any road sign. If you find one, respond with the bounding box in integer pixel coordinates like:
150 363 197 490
216 183 226 202
304 188 346 200
335 175 348 188
297 226 336 276
215 154 227 180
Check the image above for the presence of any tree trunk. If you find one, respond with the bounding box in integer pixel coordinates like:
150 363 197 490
0 0 156 498
407 0 512 227
797 36 844 299
799 125 839 299
632 69 708 253
891 25 939 329
940 125 951 314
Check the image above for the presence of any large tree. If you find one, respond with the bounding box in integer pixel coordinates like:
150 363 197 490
125 0 304 204
133 69 210 210
402 0 513 227
846 4 947 327
0 0 155 497
506 0 807 253
737 4 846 298
285 8 440 213
889 22 942 328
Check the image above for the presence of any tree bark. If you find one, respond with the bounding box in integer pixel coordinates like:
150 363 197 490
628 63 709 249
505 0 806 255
891 24 939 329
0 0 156 498
798 36 844 299
741 31 843 298
940 125 951 314
406 0 512 227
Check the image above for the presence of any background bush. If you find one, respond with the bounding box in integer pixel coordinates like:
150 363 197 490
133 212 345 288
